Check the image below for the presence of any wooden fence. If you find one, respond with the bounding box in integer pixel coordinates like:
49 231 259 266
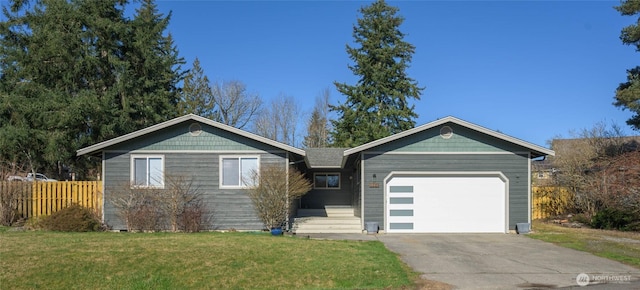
532 186 573 220
0 181 102 219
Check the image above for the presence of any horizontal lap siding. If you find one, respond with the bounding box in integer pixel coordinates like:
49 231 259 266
104 152 286 230
103 152 129 230
363 153 529 231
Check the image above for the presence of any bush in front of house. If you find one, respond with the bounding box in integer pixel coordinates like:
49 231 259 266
246 165 312 230
109 175 211 232
40 204 102 232
590 207 640 231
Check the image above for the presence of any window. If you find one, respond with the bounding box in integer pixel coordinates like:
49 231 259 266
131 155 164 188
220 156 259 188
314 173 340 189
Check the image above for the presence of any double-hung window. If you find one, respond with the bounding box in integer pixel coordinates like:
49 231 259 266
220 156 259 188
314 173 340 189
131 155 164 188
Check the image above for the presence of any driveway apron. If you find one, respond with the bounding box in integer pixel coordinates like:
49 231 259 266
376 234 640 289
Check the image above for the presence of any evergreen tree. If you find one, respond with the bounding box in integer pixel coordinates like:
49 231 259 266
615 0 640 130
121 0 185 131
331 0 423 147
0 0 130 176
0 0 184 178
303 89 331 148
177 58 215 119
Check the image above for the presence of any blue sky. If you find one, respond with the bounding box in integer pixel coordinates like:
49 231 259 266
153 0 637 148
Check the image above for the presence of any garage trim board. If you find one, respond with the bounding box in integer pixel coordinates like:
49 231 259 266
384 171 509 233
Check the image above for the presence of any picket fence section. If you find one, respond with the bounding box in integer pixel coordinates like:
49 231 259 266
0 181 102 219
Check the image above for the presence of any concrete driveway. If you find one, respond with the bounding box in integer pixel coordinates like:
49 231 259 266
375 234 640 289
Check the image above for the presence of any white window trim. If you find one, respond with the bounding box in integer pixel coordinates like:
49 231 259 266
219 155 260 189
130 154 165 189
313 172 341 190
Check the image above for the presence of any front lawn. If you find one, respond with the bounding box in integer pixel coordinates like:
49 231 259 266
529 221 640 268
0 229 417 289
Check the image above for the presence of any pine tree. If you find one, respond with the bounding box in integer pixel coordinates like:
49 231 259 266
177 58 215 119
331 0 423 147
615 1 640 130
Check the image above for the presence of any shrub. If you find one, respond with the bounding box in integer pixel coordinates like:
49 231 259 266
0 182 27 226
40 204 102 232
161 175 208 232
24 216 46 230
128 200 164 232
246 165 311 230
570 213 591 225
591 208 638 231
109 176 211 232
179 199 210 233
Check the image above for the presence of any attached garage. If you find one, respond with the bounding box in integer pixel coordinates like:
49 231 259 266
385 173 508 233
341 117 554 234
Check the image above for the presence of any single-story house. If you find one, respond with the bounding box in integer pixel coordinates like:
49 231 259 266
77 114 554 233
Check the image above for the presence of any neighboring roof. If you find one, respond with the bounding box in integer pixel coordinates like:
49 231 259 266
343 116 555 159
304 148 347 168
76 114 306 156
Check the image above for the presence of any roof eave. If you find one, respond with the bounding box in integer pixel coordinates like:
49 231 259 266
76 114 306 157
343 116 555 158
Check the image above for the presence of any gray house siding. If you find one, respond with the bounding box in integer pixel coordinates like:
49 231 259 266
352 158 362 218
301 168 353 209
362 153 529 231
108 121 281 152
368 123 526 153
103 151 287 231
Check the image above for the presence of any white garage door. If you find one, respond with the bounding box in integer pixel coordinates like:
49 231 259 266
386 175 507 233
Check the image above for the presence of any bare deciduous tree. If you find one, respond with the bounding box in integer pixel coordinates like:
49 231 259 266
213 80 261 130
246 165 311 230
550 122 634 216
253 94 300 146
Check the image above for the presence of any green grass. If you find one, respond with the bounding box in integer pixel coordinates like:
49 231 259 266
0 230 417 289
529 221 640 268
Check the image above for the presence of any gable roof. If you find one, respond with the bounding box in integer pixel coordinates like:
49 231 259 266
76 114 306 156
343 116 555 159
304 148 347 168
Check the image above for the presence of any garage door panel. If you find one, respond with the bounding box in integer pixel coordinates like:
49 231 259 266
387 175 507 233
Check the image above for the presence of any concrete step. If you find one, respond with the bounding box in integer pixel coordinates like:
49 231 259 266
294 224 362 231
297 206 355 218
294 217 361 225
324 206 354 216
294 228 364 234
296 209 327 217
292 216 362 234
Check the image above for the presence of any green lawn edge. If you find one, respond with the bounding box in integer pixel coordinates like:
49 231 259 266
0 230 419 289
528 221 640 268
